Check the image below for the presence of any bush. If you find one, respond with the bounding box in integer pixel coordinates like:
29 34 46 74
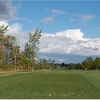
0 63 12 70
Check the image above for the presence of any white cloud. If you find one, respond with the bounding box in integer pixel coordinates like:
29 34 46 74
14 17 33 23
59 59 65 63
40 17 54 23
74 14 95 22
55 29 84 41
97 27 100 30
0 1 32 23
70 18 75 21
51 9 66 15
39 29 100 58
81 14 95 21
42 9 66 24
0 1 17 20
0 20 8 25
46 8 66 16
43 29 84 41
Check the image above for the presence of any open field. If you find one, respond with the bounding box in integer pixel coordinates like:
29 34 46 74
0 70 100 99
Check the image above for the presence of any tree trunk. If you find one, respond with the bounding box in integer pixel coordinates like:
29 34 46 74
96 68 99 70
32 67 34 72
85 68 87 70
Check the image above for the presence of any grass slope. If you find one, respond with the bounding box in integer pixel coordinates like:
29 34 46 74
0 70 100 99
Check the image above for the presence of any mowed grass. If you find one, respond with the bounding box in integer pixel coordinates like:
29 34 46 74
0 70 100 99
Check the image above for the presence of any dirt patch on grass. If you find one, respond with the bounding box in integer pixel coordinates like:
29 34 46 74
0 70 27 74
0 70 16 73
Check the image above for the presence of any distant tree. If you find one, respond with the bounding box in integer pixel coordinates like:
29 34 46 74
69 63 77 70
81 57 94 70
76 63 82 69
48 59 56 70
60 63 65 68
82 60 90 70
93 57 100 70
38 58 58 70
86 57 94 69
39 58 50 69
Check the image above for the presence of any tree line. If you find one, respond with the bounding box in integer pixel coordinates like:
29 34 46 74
60 57 100 70
0 25 59 71
0 25 100 71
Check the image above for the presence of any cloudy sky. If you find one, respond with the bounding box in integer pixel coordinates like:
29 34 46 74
0 0 100 63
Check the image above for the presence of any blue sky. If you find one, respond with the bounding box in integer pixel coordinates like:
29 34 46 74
0 1 100 63
10 1 100 38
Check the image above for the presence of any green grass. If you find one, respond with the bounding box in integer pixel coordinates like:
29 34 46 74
0 70 100 99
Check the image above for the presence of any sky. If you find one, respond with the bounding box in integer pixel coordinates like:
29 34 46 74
0 0 100 63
